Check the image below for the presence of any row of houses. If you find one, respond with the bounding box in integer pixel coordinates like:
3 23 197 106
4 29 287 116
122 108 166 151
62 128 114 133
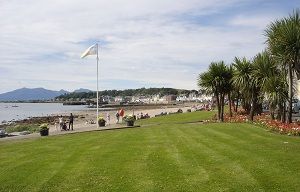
61 94 213 104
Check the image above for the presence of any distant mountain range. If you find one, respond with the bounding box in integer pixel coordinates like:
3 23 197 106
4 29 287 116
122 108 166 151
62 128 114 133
0 88 93 101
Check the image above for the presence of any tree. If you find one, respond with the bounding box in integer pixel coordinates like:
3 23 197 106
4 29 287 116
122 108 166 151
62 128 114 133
232 57 260 121
225 65 234 117
263 74 288 121
252 51 288 120
232 57 252 113
198 61 232 121
265 9 300 123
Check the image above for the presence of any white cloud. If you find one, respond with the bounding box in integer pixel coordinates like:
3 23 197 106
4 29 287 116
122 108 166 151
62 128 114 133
228 14 284 30
0 0 287 93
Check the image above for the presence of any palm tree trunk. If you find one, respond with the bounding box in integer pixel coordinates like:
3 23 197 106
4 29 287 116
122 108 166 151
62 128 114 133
270 103 275 120
220 93 225 122
250 104 254 121
215 92 221 120
235 92 239 112
249 91 255 121
282 102 286 123
287 63 293 123
276 102 282 121
228 92 232 117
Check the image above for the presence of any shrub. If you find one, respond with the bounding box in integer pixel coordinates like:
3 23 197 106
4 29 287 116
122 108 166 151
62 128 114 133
5 124 40 133
123 115 136 122
39 123 49 131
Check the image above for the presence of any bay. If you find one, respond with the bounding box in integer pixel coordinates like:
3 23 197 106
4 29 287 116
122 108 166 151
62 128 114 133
0 103 92 123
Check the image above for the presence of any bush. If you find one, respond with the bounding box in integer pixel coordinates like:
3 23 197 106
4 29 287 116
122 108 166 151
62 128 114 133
177 109 183 113
5 124 40 133
123 115 136 122
39 123 49 131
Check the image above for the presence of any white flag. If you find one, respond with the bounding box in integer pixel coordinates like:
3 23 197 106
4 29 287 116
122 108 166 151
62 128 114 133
81 44 98 58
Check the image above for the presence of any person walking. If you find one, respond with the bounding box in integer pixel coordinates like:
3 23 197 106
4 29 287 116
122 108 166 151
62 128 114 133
69 113 74 130
59 115 64 131
119 108 124 122
106 112 110 125
116 111 120 123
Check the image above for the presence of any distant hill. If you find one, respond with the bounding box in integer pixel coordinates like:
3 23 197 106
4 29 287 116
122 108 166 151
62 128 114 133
0 88 69 101
73 88 93 93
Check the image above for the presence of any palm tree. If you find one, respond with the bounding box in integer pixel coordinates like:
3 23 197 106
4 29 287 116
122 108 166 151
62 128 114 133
253 51 288 120
232 57 257 120
263 74 288 121
265 9 300 123
230 89 240 113
198 61 231 121
225 65 234 117
253 51 276 112
253 51 277 90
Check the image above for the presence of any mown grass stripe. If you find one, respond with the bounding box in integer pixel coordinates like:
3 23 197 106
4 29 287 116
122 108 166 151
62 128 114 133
179 123 300 191
1 111 300 191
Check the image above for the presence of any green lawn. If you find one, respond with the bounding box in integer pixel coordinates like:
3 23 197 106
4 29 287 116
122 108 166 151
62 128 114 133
1 111 300 191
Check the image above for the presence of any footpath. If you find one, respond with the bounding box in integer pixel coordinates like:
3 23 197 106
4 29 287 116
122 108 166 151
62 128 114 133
0 123 139 142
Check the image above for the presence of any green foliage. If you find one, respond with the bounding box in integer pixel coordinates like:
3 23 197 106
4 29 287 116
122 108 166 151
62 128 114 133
265 9 300 123
198 61 232 121
97 116 106 123
5 124 40 133
39 123 49 131
123 115 136 122
265 9 300 67
232 57 254 98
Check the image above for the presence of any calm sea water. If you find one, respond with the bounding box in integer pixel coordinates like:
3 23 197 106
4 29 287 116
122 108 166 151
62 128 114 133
0 103 92 123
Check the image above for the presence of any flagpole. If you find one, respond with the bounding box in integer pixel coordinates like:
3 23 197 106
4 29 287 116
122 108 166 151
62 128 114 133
96 43 99 128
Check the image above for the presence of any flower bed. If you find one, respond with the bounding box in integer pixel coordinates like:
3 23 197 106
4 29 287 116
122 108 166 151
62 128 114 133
223 113 300 136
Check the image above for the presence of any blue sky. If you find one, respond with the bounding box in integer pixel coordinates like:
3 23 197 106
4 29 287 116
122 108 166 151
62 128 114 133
0 0 298 93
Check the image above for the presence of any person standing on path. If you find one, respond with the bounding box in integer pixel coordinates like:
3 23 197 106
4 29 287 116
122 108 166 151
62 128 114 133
106 112 110 125
116 111 120 123
119 108 125 123
59 115 64 131
69 113 74 130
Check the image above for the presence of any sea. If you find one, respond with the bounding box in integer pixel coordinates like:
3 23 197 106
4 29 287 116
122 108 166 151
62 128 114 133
0 103 93 123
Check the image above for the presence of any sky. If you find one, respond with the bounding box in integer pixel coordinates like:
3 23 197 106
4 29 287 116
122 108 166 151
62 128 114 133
0 0 299 93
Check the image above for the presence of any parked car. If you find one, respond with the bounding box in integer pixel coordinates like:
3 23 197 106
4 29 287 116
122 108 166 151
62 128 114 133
0 129 7 138
292 99 300 113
